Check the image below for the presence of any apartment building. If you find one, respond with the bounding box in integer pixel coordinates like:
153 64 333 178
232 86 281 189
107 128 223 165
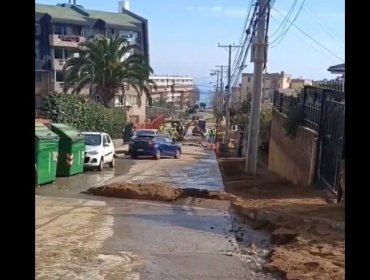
35 1 150 123
289 78 313 90
149 75 195 110
230 85 243 107
241 71 292 102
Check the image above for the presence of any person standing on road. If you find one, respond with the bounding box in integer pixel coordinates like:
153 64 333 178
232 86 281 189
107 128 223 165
208 127 216 144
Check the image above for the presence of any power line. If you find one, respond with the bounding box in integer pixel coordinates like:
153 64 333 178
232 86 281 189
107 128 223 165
303 6 344 48
271 0 297 38
272 7 344 62
269 15 338 62
270 0 306 47
229 0 277 93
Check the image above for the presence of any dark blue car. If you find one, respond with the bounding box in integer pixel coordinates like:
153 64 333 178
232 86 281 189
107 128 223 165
129 134 182 159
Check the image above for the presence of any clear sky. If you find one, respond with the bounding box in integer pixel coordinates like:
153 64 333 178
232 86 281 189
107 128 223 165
36 0 344 103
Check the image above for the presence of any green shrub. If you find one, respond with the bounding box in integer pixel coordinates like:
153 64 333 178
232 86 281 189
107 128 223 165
259 106 272 149
40 93 126 139
283 104 305 138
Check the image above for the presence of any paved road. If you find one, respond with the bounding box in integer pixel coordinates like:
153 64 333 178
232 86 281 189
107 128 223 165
36 146 276 280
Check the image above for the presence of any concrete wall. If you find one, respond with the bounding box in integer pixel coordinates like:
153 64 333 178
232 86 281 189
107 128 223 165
268 109 318 186
112 138 123 148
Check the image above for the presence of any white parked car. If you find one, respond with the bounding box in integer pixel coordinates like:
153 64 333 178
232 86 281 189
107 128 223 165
82 132 115 171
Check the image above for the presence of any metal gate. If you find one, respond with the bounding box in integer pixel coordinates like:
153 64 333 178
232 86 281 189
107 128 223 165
318 99 345 193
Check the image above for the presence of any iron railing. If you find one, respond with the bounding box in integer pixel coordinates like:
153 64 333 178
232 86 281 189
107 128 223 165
316 81 344 92
273 85 345 133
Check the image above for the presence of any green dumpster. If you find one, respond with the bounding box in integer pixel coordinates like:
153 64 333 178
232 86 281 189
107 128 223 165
51 123 85 177
35 122 59 185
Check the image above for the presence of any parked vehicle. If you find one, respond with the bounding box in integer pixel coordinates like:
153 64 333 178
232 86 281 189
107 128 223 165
82 132 115 171
132 129 159 139
129 134 182 159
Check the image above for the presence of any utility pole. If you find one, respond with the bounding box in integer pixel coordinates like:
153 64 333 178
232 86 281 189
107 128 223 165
246 0 268 175
210 69 220 124
218 43 242 146
216 65 227 129
170 79 175 119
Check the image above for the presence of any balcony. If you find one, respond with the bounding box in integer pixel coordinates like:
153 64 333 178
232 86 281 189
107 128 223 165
52 59 66 71
49 34 86 48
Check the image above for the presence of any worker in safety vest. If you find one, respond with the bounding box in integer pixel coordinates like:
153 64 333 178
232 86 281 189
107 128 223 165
208 127 216 144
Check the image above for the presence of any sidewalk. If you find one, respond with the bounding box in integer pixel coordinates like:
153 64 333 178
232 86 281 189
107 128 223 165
115 144 129 154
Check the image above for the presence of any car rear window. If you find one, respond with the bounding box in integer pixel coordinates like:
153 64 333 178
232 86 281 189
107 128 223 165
135 135 155 140
137 130 155 135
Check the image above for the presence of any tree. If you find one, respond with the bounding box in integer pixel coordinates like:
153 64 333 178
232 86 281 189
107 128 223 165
63 35 155 108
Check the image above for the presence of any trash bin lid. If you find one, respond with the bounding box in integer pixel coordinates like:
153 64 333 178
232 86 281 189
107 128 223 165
51 123 85 141
35 122 59 140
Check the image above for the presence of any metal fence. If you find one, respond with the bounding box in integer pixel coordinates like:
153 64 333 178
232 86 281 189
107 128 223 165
316 81 344 92
273 85 345 195
273 86 344 133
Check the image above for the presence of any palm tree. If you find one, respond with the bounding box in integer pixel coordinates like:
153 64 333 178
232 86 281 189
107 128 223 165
63 35 155 108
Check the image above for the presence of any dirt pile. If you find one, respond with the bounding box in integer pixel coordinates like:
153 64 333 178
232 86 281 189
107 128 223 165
86 182 182 202
218 158 345 280
265 242 344 280
85 183 236 202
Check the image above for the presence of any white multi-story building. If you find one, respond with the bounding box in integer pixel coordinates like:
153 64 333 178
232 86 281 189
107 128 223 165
149 75 195 109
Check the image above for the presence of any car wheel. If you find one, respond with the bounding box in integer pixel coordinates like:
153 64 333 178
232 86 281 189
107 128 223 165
109 156 115 168
154 149 161 160
131 154 137 159
97 157 104 171
174 149 181 159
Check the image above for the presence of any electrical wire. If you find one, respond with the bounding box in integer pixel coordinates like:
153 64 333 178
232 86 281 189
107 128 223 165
303 6 344 47
270 0 297 38
229 0 276 95
271 7 344 62
269 14 332 60
270 0 306 47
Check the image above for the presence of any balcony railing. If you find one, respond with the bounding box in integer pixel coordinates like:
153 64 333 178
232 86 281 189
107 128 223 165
49 34 86 48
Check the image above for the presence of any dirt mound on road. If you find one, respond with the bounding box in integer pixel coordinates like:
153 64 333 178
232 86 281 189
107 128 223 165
86 182 182 202
85 183 235 202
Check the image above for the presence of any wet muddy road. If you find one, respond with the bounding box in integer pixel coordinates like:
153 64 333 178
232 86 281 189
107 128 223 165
36 146 278 280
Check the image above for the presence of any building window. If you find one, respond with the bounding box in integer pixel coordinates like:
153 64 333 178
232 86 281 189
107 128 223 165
35 72 42 83
55 71 64 83
64 49 74 59
35 23 41 35
126 95 138 106
115 96 124 106
247 77 251 82
53 24 82 36
106 28 115 37
53 24 66 35
54 48 64 59
54 48 74 59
